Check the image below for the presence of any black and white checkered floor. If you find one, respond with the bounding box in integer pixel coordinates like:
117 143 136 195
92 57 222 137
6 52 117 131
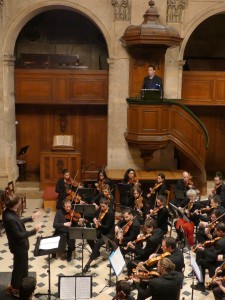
0 198 215 300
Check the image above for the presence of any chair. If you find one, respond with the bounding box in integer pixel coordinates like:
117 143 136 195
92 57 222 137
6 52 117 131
165 189 171 206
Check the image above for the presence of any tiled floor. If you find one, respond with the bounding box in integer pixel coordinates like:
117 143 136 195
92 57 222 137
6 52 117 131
0 182 216 300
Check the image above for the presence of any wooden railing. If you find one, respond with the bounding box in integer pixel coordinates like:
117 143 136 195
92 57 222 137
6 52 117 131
125 99 208 193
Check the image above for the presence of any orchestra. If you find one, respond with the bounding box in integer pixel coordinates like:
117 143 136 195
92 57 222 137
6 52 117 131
6 167 225 300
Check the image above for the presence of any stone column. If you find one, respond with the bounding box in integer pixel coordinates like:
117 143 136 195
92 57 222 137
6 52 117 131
0 54 18 188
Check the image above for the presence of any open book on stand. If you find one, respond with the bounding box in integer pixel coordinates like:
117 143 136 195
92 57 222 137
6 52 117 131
51 135 75 151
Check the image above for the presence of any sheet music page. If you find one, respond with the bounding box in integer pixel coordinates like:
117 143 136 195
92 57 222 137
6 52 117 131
76 276 91 299
60 277 76 299
190 253 203 283
109 247 126 277
39 236 60 250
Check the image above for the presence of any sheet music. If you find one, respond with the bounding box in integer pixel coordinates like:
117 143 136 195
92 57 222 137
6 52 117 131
190 253 203 283
76 276 91 298
39 236 60 250
60 277 76 299
109 247 126 277
53 135 73 147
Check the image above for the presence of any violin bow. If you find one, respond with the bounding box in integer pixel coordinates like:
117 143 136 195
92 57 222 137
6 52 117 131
208 211 225 227
73 169 79 182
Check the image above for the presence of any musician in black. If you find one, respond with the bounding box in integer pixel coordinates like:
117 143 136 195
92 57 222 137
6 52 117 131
126 219 164 276
92 183 114 211
82 198 115 273
192 222 225 292
115 208 140 247
55 169 79 209
209 172 225 208
147 173 166 209
147 195 169 234
129 186 146 224
136 258 183 300
170 171 194 207
53 199 78 262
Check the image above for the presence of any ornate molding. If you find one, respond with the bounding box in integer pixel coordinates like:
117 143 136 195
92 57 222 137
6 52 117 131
0 0 4 5
111 0 131 21
167 0 188 23
3 55 16 66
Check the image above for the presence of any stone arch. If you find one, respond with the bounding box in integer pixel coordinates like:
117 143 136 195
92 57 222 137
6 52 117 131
3 1 112 58
179 6 225 60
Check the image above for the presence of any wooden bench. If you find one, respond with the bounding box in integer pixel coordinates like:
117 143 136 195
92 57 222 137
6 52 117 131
43 186 58 212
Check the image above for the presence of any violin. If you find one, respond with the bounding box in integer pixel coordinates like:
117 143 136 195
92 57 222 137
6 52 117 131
66 192 81 203
200 206 215 214
116 217 136 243
144 252 171 267
95 208 108 228
192 236 222 252
149 205 163 217
123 233 152 250
134 194 143 210
148 182 163 196
206 261 225 288
129 177 139 185
65 210 81 222
128 269 160 281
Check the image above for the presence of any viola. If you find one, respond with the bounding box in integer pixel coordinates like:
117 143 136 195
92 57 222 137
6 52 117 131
149 205 163 217
116 217 135 243
144 252 171 267
192 236 222 252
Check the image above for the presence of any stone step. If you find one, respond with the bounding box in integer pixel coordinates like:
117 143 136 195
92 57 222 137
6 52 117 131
15 181 43 199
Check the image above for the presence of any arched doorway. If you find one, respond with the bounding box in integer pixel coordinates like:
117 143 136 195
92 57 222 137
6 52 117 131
181 13 225 177
14 8 109 183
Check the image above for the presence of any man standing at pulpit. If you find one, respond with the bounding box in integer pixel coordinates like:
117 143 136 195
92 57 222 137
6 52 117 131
142 65 163 93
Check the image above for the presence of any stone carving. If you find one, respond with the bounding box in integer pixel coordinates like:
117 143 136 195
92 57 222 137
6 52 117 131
0 0 4 5
167 0 188 23
112 0 131 21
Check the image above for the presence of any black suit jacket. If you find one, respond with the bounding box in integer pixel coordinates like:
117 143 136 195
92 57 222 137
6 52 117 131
95 208 115 237
3 208 36 253
116 217 140 245
142 75 163 92
169 247 185 272
146 271 183 300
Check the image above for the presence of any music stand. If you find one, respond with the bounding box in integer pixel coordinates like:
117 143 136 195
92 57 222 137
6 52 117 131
190 253 203 300
69 227 96 275
78 188 95 204
99 235 118 292
74 204 96 221
17 145 29 158
34 235 62 300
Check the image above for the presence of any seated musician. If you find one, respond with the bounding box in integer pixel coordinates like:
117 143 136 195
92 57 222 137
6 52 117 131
92 183 114 211
95 169 111 193
170 171 194 208
209 172 225 208
82 198 115 273
133 236 184 277
175 189 202 246
55 169 79 209
125 219 164 276
53 199 79 262
196 195 225 243
113 280 135 300
130 186 146 224
147 195 169 234
212 276 225 300
147 173 166 209
192 222 225 292
123 168 139 186
115 208 140 247
135 257 184 300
